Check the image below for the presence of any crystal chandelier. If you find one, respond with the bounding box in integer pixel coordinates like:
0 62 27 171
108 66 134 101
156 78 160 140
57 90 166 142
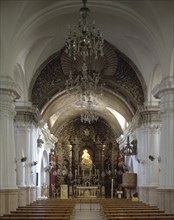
65 0 104 61
81 99 99 124
65 61 103 101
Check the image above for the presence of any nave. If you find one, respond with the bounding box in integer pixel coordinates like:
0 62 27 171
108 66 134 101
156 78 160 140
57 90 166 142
0 0 174 217
0 198 174 220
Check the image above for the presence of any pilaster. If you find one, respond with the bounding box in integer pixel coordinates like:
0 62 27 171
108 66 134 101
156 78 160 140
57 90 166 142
153 76 174 214
14 105 41 205
0 76 20 216
137 105 161 206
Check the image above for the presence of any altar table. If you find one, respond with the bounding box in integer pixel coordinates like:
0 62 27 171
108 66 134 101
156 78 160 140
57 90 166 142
75 186 99 197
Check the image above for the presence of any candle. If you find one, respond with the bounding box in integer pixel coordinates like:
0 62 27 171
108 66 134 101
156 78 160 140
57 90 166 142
111 178 114 199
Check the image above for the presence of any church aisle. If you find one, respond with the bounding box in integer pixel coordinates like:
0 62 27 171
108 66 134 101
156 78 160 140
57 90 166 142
72 203 104 220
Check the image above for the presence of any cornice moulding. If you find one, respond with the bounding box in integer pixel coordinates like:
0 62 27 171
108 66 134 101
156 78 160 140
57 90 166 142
152 76 174 99
15 105 42 123
0 76 21 99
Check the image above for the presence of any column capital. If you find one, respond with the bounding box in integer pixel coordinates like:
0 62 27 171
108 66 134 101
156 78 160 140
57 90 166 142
0 76 21 99
152 76 174 113
0 76 21 118
153 76 174 99
138 105 161 124
15 105 42 126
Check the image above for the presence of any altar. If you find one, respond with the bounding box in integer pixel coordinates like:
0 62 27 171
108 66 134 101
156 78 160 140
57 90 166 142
75 186 99 197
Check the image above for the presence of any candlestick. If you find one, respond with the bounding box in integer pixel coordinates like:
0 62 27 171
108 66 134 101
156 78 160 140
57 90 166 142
111 178 113 199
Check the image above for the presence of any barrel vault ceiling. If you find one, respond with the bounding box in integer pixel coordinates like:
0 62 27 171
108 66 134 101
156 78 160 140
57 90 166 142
6 1 171 140
30 40 146 138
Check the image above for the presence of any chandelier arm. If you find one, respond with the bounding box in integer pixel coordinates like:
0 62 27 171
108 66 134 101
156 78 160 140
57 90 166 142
65 0 104 61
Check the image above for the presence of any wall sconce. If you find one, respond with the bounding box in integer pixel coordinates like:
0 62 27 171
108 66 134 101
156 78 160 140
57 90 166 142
31 161 38 166
149 155 155 161
21 157 27 162
149 155 161 162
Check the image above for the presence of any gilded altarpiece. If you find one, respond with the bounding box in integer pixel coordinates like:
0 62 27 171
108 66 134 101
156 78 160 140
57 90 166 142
52 119 122 197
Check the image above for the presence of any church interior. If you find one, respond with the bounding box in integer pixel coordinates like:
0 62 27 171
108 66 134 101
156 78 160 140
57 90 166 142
0 0 174 217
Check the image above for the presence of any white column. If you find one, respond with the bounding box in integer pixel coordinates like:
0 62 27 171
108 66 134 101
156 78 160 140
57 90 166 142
14 117 31 206
153 76 174 213
0 92 17 189
30 124 37 186
30 123 37 202
14 106 41 205
148 125 160 186
0 76 20 216
137 106 161 205
14 121 27 187
137 125 148 187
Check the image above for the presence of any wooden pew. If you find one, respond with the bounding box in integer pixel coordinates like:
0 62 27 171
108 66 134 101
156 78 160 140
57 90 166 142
3 213 71 217
11 210 72 213
106 217 174 220
105 212 173 217
0 217 70 220
0 199 76 220
100 198 174 220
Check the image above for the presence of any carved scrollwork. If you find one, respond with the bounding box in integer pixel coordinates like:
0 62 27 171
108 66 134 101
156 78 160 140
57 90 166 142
30 42 145 111
114 54 144 105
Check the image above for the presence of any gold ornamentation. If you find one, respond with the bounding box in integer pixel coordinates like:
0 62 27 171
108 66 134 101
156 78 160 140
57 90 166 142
81 149 92 166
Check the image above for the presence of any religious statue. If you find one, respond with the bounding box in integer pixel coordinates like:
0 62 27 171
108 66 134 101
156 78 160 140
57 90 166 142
84 128 90 136
81 149 92 166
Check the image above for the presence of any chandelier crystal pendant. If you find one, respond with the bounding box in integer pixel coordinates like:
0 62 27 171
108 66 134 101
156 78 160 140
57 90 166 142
80 99 99 124
65 61 104 101
65 0 104 61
